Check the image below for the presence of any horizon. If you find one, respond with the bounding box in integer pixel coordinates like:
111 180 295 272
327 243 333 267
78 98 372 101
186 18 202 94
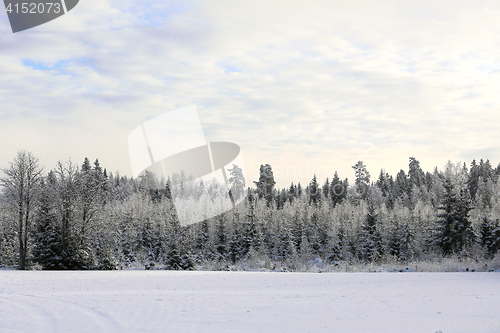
1 149 498 190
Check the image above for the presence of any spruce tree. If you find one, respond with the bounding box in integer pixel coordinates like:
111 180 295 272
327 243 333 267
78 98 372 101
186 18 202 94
434 178 475 256
322 178 330 199
288 183 297 204
393 170 409 206
330 171 343 207
308 175 321 206
357 206 383 262
468 159 480 199
32 179 62 269
376 170 394 208
479 217 500 259
388 221 414 261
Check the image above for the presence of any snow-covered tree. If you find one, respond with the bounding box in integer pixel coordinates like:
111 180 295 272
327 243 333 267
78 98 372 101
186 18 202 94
254 164 276 207
32 178 61 269
479 217 500 259
0 150 44 270
352 161 370 200
357 206 383 262
433 178 475 256
308 175 321 206
227 164 246 204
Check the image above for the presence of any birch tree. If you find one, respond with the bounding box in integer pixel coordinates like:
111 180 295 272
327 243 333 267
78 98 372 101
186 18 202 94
0 150 43 269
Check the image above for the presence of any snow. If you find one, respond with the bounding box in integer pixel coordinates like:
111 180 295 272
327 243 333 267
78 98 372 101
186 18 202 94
1 271 499 333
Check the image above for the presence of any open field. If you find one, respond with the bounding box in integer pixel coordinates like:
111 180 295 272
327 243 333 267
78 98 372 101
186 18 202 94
1 271 499 333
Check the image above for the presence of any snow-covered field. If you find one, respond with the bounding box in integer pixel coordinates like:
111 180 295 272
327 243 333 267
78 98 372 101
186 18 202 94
1 271 499 333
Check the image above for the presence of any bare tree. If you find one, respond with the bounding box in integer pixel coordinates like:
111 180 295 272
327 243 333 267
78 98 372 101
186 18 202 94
0 151 43 269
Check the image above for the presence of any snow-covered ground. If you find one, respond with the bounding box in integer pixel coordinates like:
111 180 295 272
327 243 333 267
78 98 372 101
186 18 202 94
1 271 499 333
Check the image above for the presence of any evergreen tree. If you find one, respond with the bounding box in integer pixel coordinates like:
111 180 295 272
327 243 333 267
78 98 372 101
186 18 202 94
77 158 103 248
327 224 348 262
322 178 330 199
388 221 414 261
329 171 344 207
495 162 500 180
297 182 303 198
479 217 500 259
227 222 243 264
475 177 494 209
468 159 480 199
227 164 246 204
254 164 276 207
299 233 313 262
214 214 227 261
272 218 293 262
376 169 390 196
393 169 409 205
434 178 475 256
165 177 172 200
32 178 62 269
308 175 321 206
480 159 494 181
274 188 283 210
408 157 425 190
425 171 433 193
376 169 394 208
357 206 383 262
352 161 370 200
52 160 93 269
288 183 297 204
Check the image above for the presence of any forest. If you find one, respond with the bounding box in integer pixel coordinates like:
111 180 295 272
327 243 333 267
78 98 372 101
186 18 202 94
1 151 499 271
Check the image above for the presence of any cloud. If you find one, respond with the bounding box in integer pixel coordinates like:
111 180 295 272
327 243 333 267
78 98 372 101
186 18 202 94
1 0 500 186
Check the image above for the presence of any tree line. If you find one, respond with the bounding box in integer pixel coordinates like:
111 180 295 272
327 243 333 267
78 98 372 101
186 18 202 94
0 151 499 270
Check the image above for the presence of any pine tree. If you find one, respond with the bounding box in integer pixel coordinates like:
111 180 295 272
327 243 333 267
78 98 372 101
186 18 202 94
254 164 276 207
227 164 246 204
408 157 425 190
352 161 370 200
308 175 321 206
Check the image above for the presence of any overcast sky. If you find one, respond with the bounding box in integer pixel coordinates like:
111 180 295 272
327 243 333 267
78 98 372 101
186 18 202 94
1 0 499 187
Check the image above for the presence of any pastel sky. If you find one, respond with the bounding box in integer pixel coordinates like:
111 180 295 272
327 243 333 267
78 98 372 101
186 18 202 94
1 0 499 187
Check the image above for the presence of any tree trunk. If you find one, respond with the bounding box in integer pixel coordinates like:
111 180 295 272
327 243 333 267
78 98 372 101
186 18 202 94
18 202 25 270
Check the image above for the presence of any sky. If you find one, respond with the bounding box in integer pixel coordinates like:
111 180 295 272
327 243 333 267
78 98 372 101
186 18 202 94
1 0 500 188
